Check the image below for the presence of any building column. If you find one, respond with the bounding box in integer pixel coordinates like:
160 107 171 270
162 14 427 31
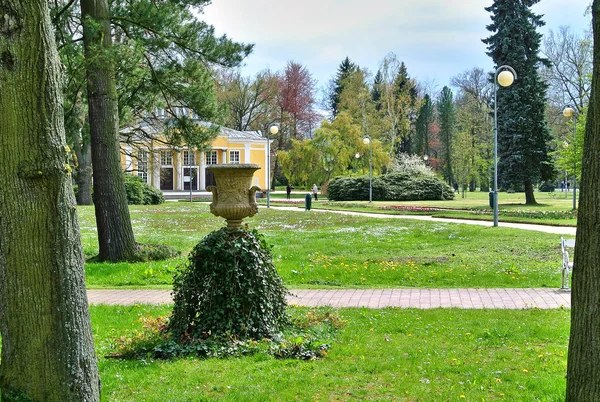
244 143 251 163
199 152 206 190
176 150 183 190
152 150 160 189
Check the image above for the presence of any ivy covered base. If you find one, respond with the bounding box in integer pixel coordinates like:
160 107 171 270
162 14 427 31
169 228 289 341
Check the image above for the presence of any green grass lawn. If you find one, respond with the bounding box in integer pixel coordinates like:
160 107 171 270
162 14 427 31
80 203 568 289
93 304 569 401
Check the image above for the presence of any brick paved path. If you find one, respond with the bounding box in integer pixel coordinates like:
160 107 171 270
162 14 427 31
87 288 571 309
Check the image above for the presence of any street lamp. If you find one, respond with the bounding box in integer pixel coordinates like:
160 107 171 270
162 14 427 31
563 106 578 210
423 154 429 166
362 135 373 202
267 123 279 208
354 152 360 172
493 65 517 227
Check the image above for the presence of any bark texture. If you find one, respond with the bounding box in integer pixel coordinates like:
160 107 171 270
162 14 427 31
74 134 93 205
566 1 600 400
0 1 100 400
81 0 137 261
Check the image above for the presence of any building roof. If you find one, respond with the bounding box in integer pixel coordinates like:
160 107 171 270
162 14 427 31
121 119 266 143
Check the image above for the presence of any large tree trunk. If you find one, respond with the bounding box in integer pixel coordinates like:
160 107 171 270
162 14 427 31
566 1 600 399
0 1 100 400
74 131 93 205
81 0 137 261
524 179 537 204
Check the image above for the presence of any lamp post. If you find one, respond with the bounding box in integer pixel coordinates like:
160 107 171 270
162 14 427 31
354 152 360 172
267 123 279 208
362 135 373 202
423 154 429 166
563 106 578 210
493 65 517 227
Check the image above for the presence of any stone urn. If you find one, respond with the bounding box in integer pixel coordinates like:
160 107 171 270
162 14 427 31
206 164 262 228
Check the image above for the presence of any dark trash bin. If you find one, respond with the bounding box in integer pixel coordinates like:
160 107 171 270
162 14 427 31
489 191 495 209
305 193 312 211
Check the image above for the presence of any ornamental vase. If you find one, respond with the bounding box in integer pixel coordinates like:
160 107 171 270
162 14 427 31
206 164 261 228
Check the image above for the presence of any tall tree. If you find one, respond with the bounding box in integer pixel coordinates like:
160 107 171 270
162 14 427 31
437 86 456 185
216 69 279 131
328 56 358 117
81 0 138 261
566 3 600 399
483 0 555 204
278 60 320 142
451 67 494 191
377 54 419 156
0 0 100 399
544 26 592 110
414 94 434 156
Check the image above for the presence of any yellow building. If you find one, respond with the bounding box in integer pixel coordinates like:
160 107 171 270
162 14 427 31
121 118 270 192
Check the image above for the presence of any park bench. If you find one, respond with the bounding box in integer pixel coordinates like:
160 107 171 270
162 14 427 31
561 236 575 291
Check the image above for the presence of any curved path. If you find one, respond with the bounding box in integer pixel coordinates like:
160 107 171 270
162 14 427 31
270 206 576 235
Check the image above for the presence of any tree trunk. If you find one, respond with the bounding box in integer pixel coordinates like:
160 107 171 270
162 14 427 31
74 131 93 205
566 2 600 399
81 0 137 261
0 1 100 400
524 179 537 204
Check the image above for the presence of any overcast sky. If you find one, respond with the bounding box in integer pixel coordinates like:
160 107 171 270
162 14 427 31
202 0 591 95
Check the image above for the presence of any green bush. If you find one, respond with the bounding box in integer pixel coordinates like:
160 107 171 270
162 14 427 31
124 174 165 205
327 172 455 201
538 182 555 192
169 228 289 341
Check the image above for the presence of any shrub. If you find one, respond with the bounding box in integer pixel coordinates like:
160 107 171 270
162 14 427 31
169 228 289 341
327 171 455 201
538 182 555 192
124 174 165 205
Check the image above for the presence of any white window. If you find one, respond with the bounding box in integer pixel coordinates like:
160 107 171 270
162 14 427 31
183 150 195 166
206 150 218 165
137 149 148 182
160 150 173 166
229 150 240 164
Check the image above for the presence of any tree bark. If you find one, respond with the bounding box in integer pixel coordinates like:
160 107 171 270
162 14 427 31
74 131 93 205
524 179 537 205
0 1 100 400
566 2 600 400
81 0 137 261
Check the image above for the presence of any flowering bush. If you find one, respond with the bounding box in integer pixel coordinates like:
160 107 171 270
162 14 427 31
471 209 577 220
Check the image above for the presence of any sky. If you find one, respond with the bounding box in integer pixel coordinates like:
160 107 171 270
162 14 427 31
202 0 592 95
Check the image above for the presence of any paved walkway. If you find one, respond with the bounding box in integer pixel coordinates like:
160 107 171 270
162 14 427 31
87 288 571 309
270 206 577 235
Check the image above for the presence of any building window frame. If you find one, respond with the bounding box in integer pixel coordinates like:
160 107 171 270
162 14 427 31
229 150 240 164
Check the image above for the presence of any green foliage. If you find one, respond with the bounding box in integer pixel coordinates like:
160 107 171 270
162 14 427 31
111 308 341 361
414 94 434 155
483 0 555 194
437 86 456 184
124 174 165 205
327 172 455 201
329 57 359 117
538 182 555 192
169 228 289 341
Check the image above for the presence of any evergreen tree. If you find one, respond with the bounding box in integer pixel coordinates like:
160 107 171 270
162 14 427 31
414 95 434 156
371 69 383 110
329 57 358 117
482 0 555 204
437 86 456 185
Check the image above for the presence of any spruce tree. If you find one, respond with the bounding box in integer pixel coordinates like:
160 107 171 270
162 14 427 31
414 94 434 156
482 0 555 204
329 56 358 117
437 86 456 185
371 69 383 110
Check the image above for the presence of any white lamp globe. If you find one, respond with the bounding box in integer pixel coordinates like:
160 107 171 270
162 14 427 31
497 70 514 87
269 125 279 135
362 137 370 145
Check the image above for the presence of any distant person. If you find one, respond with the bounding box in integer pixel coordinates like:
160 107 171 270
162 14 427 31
286 183 293 200
453 182 459 193
312 184 318 201
561 182 565 192
567 181 571 192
